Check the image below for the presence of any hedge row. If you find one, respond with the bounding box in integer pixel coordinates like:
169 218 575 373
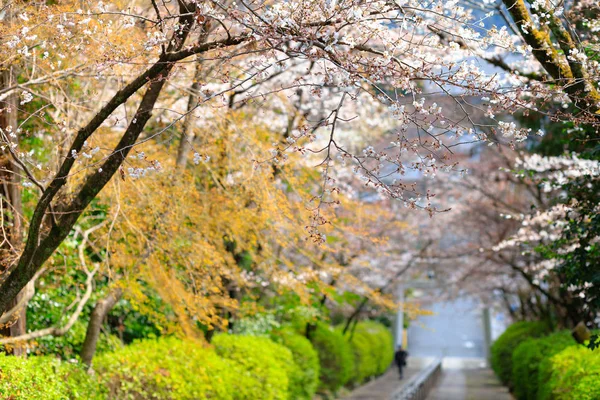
511 331 575 400
270 328 320 400
0 320 393 399
493 323 600 400
345 321 394 383
538 344 600 400
490 321 550 387
306 321 394 394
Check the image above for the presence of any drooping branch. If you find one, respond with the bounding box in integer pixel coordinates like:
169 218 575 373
494 253 565 307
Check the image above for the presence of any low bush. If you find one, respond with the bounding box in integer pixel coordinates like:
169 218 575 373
346 328 377 384
491 321 550 387
212 334 293 400
355 321 394 375
343 321 394 384
271 329 319 400
95 336 239 399
511 331 575 400
538 345 600 400
309 323 354 394
0 353 104 399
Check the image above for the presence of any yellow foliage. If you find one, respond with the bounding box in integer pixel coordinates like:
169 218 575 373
96 111 407 335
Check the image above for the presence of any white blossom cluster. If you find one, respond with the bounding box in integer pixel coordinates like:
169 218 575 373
516 153 600 191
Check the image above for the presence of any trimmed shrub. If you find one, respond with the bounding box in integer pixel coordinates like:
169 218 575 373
511 331 575 400
0 353 104 399
212 334 293 400
95 336 241 399
356 321 394 375
346 328 377 384
491 321 550 387
309 323 354 394
538 345 600 400
271 329 320 400
94 337 237 399
343 321 394 384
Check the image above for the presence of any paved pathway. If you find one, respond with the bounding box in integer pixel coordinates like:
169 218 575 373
426 367 513 400
343 358 428 400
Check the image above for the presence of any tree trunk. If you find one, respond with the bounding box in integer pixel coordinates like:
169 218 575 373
0 64 27 355
175 19 216 168
80 288 123 367
175 59 203 168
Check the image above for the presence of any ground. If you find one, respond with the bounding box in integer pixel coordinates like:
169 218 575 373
343 359 513 400
427 367 513 400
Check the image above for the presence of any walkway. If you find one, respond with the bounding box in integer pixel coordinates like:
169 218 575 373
426 366 513 400
342 358 512 400
342 358 424 400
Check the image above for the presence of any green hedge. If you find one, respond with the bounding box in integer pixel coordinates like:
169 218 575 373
95 336 243 399
511 331 575 400
346 327 377 384
271 329 319 400
0 353 104 399
96 335 296 400
309 323 354 394
0 319 391 399
212 334 293 400
356 321 394 375
538 345 600 400
491 321 550 387
343 321 394 383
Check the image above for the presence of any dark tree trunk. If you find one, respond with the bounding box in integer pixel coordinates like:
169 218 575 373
0 65 27 355
81 288 123 367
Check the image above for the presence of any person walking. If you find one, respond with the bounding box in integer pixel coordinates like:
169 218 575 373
394 346 408 379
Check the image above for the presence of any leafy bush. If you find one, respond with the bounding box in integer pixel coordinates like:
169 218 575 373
271 329 320 400
511 331 575 400
309 323 354 394
538 345 600 400
0 353 104 399
343 321 394 384
212 334 293 400
491 321 550 387
356 321 394 375
95 336 241 399
346 328 377 384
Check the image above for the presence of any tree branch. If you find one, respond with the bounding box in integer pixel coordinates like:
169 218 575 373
0 6 248 314
0 265 97 345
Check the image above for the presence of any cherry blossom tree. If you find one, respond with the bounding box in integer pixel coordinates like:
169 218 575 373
0 0 598 324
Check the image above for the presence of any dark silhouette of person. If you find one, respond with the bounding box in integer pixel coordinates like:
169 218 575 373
394 346 408 379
